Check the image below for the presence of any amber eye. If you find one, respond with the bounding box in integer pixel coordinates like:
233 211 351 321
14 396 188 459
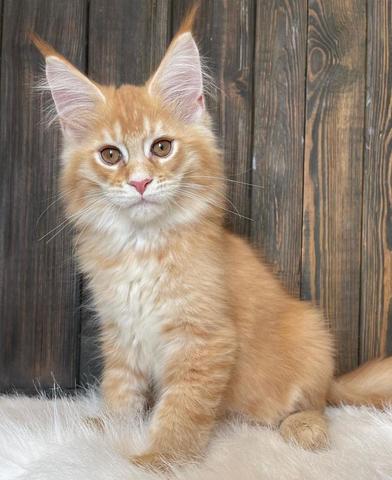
100 146 122 165
151 139 172 158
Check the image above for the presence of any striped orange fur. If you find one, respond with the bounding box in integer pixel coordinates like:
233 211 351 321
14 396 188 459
32 6 392 471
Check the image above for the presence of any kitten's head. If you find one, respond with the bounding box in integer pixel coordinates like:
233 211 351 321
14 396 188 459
33 16 224 239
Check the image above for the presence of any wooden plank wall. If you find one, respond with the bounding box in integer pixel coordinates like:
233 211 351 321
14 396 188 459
302 0 366 372
361 0 392 363
0 0 85 393
0 0 391 392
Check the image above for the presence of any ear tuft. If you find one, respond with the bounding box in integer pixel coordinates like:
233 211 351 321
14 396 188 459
176 2 199 36
148 32 204 123
29 32 58 58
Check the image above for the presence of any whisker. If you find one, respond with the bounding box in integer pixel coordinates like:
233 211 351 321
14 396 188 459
167 196 217 229
35 189 74 228
39 198 104 242
176 189 254 222
185 175 264 189
36 189 104 232
179 182 242 216
44 219 74 244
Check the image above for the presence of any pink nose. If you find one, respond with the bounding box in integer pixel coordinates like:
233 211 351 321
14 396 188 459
128 177 153 195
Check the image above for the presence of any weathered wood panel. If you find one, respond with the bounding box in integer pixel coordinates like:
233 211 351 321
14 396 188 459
302 0 366 373
88 0 169 86
0 0 391 391
251 0 307 295
360 0 392 362
0 0 86 391
79 0 171 384
172 0 255 236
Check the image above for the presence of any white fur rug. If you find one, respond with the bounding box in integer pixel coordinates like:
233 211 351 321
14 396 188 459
1 392 392 480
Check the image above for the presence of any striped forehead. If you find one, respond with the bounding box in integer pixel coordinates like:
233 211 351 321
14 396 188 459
101 118 164 145
102 121 123 143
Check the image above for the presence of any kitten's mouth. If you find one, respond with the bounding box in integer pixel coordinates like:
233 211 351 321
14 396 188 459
132 197 159 207
105 193 163 210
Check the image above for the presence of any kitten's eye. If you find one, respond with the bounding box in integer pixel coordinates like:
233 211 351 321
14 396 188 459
100 146 122 165
151 139 172 158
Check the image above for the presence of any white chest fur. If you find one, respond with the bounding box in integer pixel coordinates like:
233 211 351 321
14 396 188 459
89 254 179 382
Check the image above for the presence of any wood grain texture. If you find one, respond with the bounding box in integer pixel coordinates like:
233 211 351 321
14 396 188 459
172 0 255 236
251 0 307 295
302 0 366 373
0 0 2 64
0 0 86 391
1 0 392 391
88 0 170 85
79 0 171 385
360 0 392 362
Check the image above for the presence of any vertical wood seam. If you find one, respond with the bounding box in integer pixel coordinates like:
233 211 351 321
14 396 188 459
358 0 369 366
75 0 90 388
240 0 256 239
0 0 4 145
300 0 310 300
248 0 257 237
169 0 174 39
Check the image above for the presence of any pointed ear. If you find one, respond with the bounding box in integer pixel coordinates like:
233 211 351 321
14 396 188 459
30 34 105 139
44 56 105 138
148 32 204 123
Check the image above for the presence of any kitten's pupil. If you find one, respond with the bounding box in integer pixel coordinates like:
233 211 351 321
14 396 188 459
152 139 172 157
100 146 121 165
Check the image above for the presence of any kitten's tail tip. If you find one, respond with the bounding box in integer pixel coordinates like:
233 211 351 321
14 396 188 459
328 356 392 408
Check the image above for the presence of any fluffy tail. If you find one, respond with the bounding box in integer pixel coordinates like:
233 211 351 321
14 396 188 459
328 357 392 408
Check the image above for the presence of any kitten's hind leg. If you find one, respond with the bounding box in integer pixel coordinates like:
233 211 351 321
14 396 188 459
279 410 329 450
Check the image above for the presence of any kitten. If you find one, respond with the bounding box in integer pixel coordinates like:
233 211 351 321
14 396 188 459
32 7 392 471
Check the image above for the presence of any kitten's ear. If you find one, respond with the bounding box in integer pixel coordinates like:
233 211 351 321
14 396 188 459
148 29 204 123
30 33 105 139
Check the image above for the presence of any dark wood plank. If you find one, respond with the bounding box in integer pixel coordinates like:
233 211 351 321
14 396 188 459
251 0 307 295
360 0 392 362
0 0 3 197
88 0 170 85
0 0 3 65
172 0 255 236
80 0 171 385
0 0 87 391
302 0 366 373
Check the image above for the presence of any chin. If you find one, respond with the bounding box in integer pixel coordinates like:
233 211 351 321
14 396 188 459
125 200 169 226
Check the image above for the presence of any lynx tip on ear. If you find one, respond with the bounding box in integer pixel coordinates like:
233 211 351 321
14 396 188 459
28 31 58 58
176 1 200 37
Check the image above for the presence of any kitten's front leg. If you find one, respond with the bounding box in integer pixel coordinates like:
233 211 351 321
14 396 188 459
86 362 147 432
101 363 148 417
131 332 236 470
99 325 149 417
86 331 148 432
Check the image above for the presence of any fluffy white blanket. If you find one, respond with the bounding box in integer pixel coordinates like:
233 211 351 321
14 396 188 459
0 392 391 480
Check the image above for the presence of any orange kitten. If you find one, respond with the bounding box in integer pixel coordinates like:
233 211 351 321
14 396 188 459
32 9 392 471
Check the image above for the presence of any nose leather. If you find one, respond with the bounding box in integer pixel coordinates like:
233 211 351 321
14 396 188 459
129 177 153 195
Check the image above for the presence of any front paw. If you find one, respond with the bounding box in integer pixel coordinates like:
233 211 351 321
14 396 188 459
130 452 173 471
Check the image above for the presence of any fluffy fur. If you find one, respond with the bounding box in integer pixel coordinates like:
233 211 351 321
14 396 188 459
1 393 392 480
31 8 392 470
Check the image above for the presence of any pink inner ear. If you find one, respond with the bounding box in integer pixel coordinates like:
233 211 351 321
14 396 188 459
45 56 105 138
149 32 204 123
197 95 205 108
